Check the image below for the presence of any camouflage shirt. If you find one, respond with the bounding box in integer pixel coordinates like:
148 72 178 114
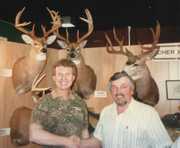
31 93 88 148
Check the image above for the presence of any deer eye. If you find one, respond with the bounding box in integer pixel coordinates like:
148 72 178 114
133 63 139 66
34 42 38 46
76 49 80 53
67 48 71 52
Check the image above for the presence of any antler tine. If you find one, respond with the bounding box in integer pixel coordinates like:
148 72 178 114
77 9 94 43
31 73 51 92
65 28 69 42
105 27 127 54
53 9 69 43
41 25 46 35
15 7 34 36
55 29 70 44
113 27 124 53
140 20 160 52
77 30 80 41
151 20 160 44
105 33 117 53
31 73 51 103
43 7 62 38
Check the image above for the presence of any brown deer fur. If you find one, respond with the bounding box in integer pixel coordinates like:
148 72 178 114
10 106 32 146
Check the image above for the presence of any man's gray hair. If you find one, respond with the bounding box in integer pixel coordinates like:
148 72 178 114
109 71 135 91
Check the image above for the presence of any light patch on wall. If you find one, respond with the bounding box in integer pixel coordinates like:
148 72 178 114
0 68 12 77
0 37 7 41
0 128 10 136
94 90 107 98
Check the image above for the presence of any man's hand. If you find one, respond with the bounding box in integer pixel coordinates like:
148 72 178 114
65 135 80 148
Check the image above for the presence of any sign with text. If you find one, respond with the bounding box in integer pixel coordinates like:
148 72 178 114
94 90 107 98
153 42 180 60
0 128 10 136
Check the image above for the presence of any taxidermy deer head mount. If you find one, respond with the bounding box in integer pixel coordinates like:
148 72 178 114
105 21 160 106
12 7 61 95
56 9 97 98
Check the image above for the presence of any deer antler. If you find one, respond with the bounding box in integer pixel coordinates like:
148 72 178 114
136 20 161 60
56 8 94 47
105 27 139 64
15 7 35 37
55 27 70 45
105 27 125 54
31 73 51 92
140 20 160 52
15 7 61 39
31 73 51 103
105 21 160 63
77 9 94 43
41 8 62 38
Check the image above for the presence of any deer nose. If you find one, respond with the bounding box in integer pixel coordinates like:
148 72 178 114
41 48 47 53
69 53 76 58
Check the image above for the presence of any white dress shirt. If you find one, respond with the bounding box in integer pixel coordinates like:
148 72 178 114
172 137 180 148
94 99 172 148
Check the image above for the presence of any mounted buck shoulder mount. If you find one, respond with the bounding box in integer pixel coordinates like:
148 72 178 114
105 21 160 106
12 7 61 95
56 9 97 99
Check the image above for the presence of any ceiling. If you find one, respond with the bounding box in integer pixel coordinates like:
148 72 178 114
0 0 180 47
0 0 180 30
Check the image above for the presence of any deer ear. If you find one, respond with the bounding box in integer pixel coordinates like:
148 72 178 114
57 40 68 49
21 34 33 45
46 35 57 45
79 40 88 49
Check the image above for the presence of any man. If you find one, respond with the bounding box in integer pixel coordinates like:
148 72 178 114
81 71 172 148
29 59 89 148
